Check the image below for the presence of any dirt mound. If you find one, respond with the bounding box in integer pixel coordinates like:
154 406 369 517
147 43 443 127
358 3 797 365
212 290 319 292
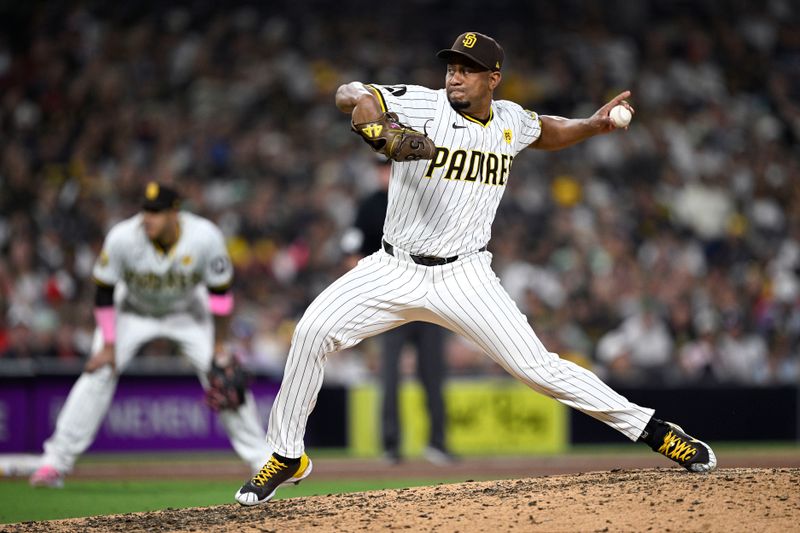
5 468 799 532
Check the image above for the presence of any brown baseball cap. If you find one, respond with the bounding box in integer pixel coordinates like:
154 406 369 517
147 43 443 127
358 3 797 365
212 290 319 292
437 32 504 72
142 181 181 212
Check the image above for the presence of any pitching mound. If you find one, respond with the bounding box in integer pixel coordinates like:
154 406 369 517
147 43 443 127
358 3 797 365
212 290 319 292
6 467 799 532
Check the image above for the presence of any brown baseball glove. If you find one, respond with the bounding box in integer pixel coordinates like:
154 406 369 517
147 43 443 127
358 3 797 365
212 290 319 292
352 112 436 162
205 358 248 411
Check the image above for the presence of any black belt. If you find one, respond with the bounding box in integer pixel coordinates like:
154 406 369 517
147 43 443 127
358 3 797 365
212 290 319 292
382 239 486 266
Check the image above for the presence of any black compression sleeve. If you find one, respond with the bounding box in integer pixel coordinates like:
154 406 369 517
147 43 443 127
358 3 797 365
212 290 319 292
208 285 231 296
95 283 114 307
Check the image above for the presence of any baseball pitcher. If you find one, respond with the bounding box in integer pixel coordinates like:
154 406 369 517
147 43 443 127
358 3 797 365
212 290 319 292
235 31 717 506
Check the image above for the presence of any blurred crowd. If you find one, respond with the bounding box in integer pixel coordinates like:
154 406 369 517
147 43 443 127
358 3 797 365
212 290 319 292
1 0 799 386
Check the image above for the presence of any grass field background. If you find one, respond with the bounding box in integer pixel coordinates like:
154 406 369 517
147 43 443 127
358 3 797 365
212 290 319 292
0 478 461 524
0 446 482 524
2 442 798 525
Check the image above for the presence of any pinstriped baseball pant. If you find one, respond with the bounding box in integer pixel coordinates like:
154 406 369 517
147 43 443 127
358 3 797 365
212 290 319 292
42 308 271 473
267 249 654 457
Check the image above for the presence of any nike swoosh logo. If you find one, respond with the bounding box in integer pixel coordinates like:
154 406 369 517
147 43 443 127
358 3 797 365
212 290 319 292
452 122 467 129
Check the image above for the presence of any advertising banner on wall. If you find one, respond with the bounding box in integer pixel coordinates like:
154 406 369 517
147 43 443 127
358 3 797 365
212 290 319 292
349 378 567 457
0 382 29 453
0 375 279 453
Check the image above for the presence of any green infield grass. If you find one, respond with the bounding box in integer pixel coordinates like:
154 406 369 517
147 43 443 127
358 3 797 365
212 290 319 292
0 477 459 525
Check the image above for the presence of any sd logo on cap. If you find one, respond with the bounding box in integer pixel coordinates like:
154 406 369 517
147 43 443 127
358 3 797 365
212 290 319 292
142 182 181 212
437 31 504 72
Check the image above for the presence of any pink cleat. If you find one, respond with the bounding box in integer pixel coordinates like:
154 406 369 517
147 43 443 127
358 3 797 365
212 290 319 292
29 465 64 488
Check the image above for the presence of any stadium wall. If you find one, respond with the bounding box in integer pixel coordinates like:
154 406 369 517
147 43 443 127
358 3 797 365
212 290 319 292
1 375 797 454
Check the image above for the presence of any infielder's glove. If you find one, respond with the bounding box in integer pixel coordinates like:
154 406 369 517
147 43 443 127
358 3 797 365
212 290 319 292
205 358 248 411
352 112 436 162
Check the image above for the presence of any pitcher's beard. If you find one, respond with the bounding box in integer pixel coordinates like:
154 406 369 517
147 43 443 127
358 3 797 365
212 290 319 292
448 97 470 111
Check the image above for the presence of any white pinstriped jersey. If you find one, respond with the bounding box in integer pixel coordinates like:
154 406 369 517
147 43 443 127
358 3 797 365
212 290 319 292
370 84 542 257
264 83 658 461
93 212 233 316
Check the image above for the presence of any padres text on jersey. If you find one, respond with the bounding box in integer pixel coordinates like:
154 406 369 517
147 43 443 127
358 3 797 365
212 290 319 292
367 84 541 258
93 212 233 315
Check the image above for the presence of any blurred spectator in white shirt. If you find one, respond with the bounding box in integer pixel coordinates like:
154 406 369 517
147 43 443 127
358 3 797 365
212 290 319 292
596 299 674 383
714 312 769 384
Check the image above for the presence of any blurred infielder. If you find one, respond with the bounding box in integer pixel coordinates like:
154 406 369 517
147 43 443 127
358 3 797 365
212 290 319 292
30 183 271 488
236 31 717 506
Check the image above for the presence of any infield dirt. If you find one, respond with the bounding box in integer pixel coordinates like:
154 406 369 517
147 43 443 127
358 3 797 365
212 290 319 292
4 467 799 532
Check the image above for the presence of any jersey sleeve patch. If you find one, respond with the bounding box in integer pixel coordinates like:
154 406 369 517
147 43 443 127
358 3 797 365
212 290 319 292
368 84 436 124
204 253 234 288
210 255 231 276
382 85 408 97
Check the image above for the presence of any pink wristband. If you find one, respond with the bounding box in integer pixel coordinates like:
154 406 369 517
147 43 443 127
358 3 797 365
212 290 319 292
94 307 116 343
209 292 234 315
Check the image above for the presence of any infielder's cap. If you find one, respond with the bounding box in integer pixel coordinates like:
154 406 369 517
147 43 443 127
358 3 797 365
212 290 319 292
142 182 180 212
437 31 504 72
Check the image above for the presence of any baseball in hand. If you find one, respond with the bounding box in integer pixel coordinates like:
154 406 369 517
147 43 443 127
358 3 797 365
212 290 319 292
609 105 632 128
